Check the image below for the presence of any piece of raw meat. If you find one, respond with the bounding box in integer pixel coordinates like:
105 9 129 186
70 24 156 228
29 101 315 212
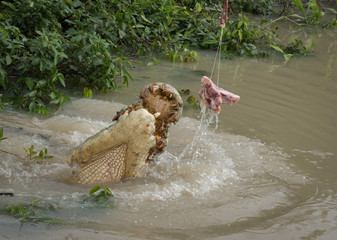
199 76 240 113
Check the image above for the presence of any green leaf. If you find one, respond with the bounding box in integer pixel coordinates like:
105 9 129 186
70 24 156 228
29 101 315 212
72 0 83 8
26 90 37 97
292 0 305 12
83 87 93 98
291 14 305 20
238 30 242 42
36 80 46 88
118 29 126 39
260 19 268 24
5 55 12 65
89 186 101 195
25 78 35 90
24 199 41 216
0 127 7 142
58 73 66 87
195 3 202 13
202 40 218 45
134 24 145 28
1 1 17 10
0 68 7 89
140 14 152 24
327 7 337 14
184 28 196 36
284 54 293 62
29 101 36 112
49 92 56 100
269 44 284 54
238 20 243 29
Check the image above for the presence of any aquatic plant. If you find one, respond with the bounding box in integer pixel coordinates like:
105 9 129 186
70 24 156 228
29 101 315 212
3 199 63 224
231 0 275 16
0 128 7 142
146 57 161 67
23 145 53 161
83 87 93 99
165 45 199 62
291 0 324 25
179 89 200 109
221 14 272 58
270 39 311 62
0 94 7 111
323 8 337 27
80 185 115 208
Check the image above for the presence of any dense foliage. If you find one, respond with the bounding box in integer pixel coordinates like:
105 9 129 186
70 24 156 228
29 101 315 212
0 0 336 114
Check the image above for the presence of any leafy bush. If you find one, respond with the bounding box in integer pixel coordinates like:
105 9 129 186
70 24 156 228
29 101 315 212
231 0 275 16
0 0 134 114
291 0 324 25
0 0 317 114
222 14 272 57
202 14 287 59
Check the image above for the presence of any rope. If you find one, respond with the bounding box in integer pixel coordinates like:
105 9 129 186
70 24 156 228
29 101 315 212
210 0 228 86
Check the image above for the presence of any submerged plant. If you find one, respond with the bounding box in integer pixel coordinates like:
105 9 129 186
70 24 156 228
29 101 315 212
270 39 311 62
232 0 275 16
80 185 115 208
179 89 200 109
83 87 93 98
0 94 7 111
0 127 7 142
165 45 199 62
323 8 337 27
217 14 276 58
23 145 53 161
291 0 324 25
4 199 63 224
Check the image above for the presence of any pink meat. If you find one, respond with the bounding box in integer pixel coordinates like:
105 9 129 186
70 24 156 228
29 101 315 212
198 76 240 114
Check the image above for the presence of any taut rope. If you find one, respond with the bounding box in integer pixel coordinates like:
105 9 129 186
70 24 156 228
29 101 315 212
210 0 228 86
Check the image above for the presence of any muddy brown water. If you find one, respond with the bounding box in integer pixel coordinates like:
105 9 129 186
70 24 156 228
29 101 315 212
0 26 337 240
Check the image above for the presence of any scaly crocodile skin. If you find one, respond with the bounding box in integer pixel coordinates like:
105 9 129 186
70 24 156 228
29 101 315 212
68 83 183 184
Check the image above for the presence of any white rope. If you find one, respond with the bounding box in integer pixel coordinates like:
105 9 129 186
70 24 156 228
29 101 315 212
210 24 225 86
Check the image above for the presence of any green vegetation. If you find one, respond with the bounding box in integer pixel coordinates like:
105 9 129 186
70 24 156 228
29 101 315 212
0 94 7 110
0 0 336 115
270 39 310 62
83 87 93 98
231 0 275 16
23 145 54 161
2 185 114 225
3 199 63 224
166 46 199 62
179 89 200 109
291 0 324 25
80 185 115 208
0 127 7 142
323 7 337 27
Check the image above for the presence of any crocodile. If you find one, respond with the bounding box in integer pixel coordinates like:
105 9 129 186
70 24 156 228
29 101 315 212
68 82 183 184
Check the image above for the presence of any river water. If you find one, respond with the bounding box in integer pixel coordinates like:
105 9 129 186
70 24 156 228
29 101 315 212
0 25 337 240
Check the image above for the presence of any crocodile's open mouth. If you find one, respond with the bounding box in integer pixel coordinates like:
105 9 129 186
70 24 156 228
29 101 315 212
68 83 183 184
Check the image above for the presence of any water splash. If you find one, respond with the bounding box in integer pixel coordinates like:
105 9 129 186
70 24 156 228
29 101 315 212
178 106 221 164
120 107 239 202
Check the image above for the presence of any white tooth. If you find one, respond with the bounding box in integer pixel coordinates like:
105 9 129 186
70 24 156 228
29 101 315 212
153 112 161 119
